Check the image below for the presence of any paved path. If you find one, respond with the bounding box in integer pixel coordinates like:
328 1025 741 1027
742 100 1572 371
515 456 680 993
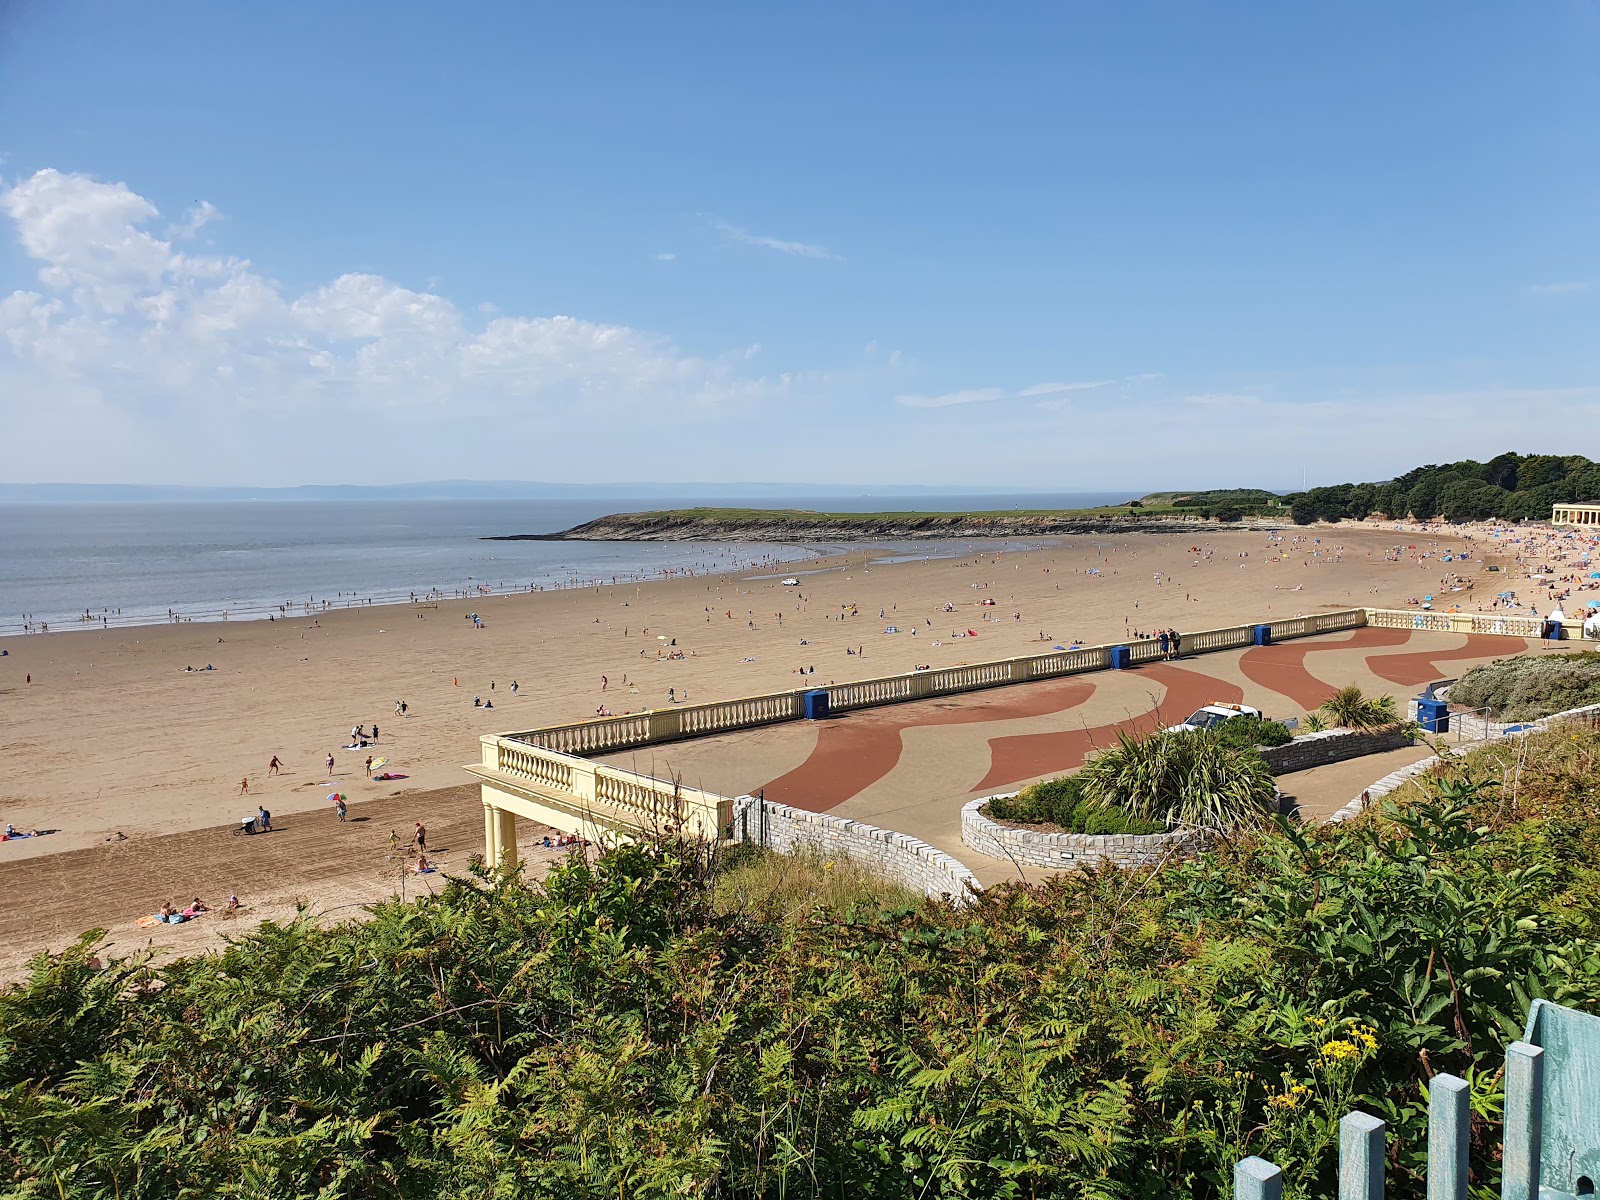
601 627 1547 884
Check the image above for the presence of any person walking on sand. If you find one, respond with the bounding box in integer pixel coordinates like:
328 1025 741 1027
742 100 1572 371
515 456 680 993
365 755 373 778
257 806 271 832
326 753 335 777
268 755 281 776
239 777 249 795
371 724 378 743
414 822 426 852
601 675 608 691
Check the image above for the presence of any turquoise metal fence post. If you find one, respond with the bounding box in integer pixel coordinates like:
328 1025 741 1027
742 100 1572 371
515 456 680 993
1521 998 1600 1197
1501 1042 1544 1200
1341 1112 1385 1200
1427 1074 1470 1200
1235 1156 1283 1200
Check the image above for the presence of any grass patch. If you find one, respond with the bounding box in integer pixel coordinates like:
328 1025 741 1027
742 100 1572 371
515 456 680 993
713 842 922 919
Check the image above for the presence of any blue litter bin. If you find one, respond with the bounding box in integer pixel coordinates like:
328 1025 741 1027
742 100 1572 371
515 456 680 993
1109 646 1132 670
803 689 830 720
1416 696 1449 734
1252 624 1272 646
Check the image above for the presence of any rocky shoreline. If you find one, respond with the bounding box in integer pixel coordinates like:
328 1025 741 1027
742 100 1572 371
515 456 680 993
486 510 1288 542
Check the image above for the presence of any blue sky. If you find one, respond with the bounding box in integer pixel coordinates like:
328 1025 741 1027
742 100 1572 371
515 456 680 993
1 2 1595 489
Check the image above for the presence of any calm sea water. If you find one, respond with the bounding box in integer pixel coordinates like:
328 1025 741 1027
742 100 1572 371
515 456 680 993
0 493 1124 634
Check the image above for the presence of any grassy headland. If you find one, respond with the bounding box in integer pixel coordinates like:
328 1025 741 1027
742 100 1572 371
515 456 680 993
488 502 1287 541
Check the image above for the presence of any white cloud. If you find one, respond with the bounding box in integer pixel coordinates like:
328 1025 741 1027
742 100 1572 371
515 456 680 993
895 387 1005 409
1525 280 1592 296
169 200 220 240
1184 393 1259 407
712 219 839 261
1018 380 1110 397
0 169 795 422
654 252 676 262
0 169 924 481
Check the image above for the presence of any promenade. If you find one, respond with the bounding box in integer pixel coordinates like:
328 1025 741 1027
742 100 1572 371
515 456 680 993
590 623 1540 884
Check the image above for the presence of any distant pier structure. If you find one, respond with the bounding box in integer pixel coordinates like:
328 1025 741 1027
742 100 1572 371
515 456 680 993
1552 503 1600 526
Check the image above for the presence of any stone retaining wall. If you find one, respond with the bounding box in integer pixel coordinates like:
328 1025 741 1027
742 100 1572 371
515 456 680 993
732 795 978 903
1258 727 1410 774
960 796 1210 872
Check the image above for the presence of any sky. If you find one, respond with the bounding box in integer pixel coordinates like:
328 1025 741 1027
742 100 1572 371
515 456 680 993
0 2 1596 491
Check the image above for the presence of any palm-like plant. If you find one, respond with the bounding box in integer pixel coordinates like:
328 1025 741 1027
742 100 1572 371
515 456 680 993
1077 730 1277 831
1317 685 1399 729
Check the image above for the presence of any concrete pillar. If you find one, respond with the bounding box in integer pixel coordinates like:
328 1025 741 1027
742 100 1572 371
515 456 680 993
483 801 497 866
492 805 518 869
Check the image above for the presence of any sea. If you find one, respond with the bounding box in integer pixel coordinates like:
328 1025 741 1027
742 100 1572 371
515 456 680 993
0 492 1127 635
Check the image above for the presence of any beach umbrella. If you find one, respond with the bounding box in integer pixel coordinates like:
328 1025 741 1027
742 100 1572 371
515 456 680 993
327 792 343 804
1424 594 1434 601
1588 600 1600 609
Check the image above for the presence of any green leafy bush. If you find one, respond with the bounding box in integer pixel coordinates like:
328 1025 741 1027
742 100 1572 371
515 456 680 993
1450 651 1600 720
1213 715 1294 749
985 773 1166 834
9 728 1600 1197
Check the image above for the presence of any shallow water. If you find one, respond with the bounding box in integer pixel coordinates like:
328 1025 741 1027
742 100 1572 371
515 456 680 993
0 492 1124 633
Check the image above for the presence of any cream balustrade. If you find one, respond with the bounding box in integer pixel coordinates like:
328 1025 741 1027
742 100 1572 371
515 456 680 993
480 734 731 842
1364 608 1544 637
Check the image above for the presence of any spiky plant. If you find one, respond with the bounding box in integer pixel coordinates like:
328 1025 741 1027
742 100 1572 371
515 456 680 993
1077 730 1277 831
1317 685 1399 729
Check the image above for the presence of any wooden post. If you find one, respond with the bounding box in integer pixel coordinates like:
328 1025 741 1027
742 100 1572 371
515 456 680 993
1341 1112 1385 1200
1501 1042 1544 1200
1235 1156 1283 1200
1428 1074 1469 1200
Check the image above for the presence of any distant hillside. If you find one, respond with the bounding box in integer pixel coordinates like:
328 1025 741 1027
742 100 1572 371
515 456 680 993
494 505 1293 542
1279 453 1599 524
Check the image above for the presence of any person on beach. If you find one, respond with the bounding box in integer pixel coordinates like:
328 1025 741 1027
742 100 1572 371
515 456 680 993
415 822 426 852
257 806 271 832
371 724 378 742
326 753 335 777
601 675 608 691
365 755 373 778
268 755 281 776
239 777 249 795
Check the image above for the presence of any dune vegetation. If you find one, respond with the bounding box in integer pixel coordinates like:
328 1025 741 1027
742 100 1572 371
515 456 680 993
4 725 1600 1198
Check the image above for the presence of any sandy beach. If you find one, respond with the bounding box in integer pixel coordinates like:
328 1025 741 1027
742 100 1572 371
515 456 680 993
0 520 1540 970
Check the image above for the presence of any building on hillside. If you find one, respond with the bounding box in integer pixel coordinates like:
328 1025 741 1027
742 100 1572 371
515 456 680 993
1552 503 1600 526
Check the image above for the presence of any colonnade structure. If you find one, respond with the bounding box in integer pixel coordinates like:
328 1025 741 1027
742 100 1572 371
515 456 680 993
1551 503 1600 526
465 606 1564 868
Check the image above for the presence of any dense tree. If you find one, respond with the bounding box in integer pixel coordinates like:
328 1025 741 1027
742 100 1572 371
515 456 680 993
1277 452 1600 524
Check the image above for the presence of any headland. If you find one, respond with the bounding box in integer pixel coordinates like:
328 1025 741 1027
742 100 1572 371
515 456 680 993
488 505 1287 542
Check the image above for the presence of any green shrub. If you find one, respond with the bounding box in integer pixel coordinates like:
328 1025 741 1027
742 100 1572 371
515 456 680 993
986 773 1166 834
12 729 1600 1197
1450 651 1600 720
1213 715 1293 749
1317 685 1398 729
1079 729 1278 830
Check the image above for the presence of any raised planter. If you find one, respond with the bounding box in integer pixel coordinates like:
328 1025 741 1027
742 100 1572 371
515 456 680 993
961 796 1210 872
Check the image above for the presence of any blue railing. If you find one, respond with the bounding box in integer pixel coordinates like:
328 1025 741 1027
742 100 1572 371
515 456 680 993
1234 1001 1597 1200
